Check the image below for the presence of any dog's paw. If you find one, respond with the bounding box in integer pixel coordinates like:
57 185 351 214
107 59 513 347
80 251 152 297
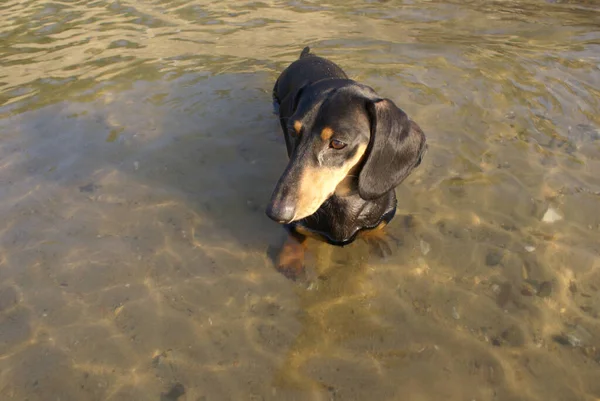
278 263 306 282
277 253 305 281
361 230 402 259
275 238 307 282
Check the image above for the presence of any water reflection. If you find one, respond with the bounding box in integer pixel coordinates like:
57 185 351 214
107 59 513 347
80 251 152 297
1 0 600 400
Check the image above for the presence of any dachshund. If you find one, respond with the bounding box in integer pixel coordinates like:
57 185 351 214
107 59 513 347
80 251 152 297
266 46 427 280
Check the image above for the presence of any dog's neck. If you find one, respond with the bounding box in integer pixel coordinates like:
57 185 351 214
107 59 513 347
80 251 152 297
293 189 397 246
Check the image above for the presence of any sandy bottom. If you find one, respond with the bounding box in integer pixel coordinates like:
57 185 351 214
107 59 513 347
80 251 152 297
0 72 598 401
1 0 600 399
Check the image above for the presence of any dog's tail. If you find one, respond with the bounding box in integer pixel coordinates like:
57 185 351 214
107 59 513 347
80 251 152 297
299 46 312 59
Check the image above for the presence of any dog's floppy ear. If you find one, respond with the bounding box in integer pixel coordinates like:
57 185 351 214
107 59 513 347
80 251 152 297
277 85 307 156
358 98 427 200
279 85 306 122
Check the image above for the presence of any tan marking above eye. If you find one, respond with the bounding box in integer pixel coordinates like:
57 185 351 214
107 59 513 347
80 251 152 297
293 121 302 134
320 127 334 141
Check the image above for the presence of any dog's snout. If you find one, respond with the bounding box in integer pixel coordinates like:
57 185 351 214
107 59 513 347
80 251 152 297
266 202 295 224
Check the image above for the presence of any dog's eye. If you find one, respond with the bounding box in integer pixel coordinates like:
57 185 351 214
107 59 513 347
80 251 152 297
329 139 347 150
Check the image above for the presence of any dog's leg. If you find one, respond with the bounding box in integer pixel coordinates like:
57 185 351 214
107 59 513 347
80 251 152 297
276 229 307 281
359 222 402 258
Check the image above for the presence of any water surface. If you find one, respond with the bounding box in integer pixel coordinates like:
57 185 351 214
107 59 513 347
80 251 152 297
1 0 600 400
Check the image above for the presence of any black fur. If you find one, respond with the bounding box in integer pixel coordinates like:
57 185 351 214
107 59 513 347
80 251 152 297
267 46 427 246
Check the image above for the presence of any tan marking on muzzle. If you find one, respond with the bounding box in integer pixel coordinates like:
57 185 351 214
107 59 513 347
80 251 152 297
334 159 362 196
320 127 334 141
292 144 367 220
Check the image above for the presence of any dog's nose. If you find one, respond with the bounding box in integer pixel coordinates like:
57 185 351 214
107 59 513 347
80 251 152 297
266 203 295 224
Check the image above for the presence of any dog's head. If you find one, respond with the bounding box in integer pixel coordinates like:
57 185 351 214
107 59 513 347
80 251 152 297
266 84 427 224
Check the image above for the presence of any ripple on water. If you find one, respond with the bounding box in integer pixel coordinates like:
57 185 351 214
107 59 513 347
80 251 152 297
1 0 600 400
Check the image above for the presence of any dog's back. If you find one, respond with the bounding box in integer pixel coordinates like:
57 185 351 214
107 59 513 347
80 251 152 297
273 47 348 108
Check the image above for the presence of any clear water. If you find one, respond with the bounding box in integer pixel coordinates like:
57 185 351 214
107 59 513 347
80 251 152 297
1 0 599 400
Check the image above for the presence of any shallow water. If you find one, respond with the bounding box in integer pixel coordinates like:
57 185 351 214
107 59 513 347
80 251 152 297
1 0 600 400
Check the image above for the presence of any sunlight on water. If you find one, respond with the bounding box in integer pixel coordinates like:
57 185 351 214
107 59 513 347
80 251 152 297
0 0 599 400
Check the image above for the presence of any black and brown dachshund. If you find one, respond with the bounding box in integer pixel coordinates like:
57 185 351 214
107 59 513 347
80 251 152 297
267 46 427 280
